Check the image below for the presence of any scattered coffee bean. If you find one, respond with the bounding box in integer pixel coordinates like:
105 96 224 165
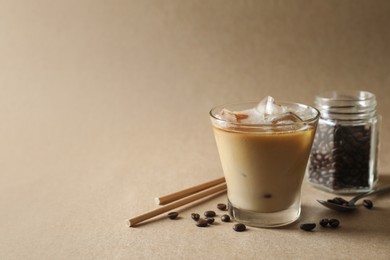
233 223 246 232
191 213 200 221
204 210 216 218
221 214 231 222
329 219 340 228
196 218 208 227
363 199 373 209
206 217 215 224
217 203 227 211
319 218 329 227
167 212 179 219
300 223 316 231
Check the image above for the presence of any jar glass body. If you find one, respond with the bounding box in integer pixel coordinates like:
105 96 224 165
307 91 380 194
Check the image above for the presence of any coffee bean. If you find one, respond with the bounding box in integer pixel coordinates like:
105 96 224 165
363 199 373 209
334 197 348 205
191 213 200 221
221 214 230 222
196 218 208 227
327 197 348 206
204 211 216 218
217 203 227 211
329 219 340 228
327 199 338 205
300 223 316 231
233 223 246 232
206 217 215 224
319 219 329 227
308 123 376 192
167 212 179 219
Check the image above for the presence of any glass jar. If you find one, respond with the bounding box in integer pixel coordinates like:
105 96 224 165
307 90 380 194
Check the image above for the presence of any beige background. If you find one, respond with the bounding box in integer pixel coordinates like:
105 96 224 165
1 0 389 259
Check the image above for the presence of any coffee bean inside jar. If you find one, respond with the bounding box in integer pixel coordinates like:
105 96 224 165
307 90 380 193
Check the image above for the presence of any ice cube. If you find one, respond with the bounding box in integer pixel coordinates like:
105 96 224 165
271 112 303 124
219 108 251 123
294 106 316 121
256 96 286 116
216 96 307 125
219 108 238 122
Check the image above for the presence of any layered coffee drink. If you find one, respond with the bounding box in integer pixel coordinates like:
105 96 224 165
210 97 319 227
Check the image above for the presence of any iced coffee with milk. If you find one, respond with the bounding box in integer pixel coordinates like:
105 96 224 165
210 97 319 227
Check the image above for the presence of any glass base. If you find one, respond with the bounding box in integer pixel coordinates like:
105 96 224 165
228 199 301 228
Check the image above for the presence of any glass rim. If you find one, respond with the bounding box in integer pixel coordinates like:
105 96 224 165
315 90 376 102
209 100 320 127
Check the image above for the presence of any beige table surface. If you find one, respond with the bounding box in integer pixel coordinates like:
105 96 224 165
1 1 389 259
